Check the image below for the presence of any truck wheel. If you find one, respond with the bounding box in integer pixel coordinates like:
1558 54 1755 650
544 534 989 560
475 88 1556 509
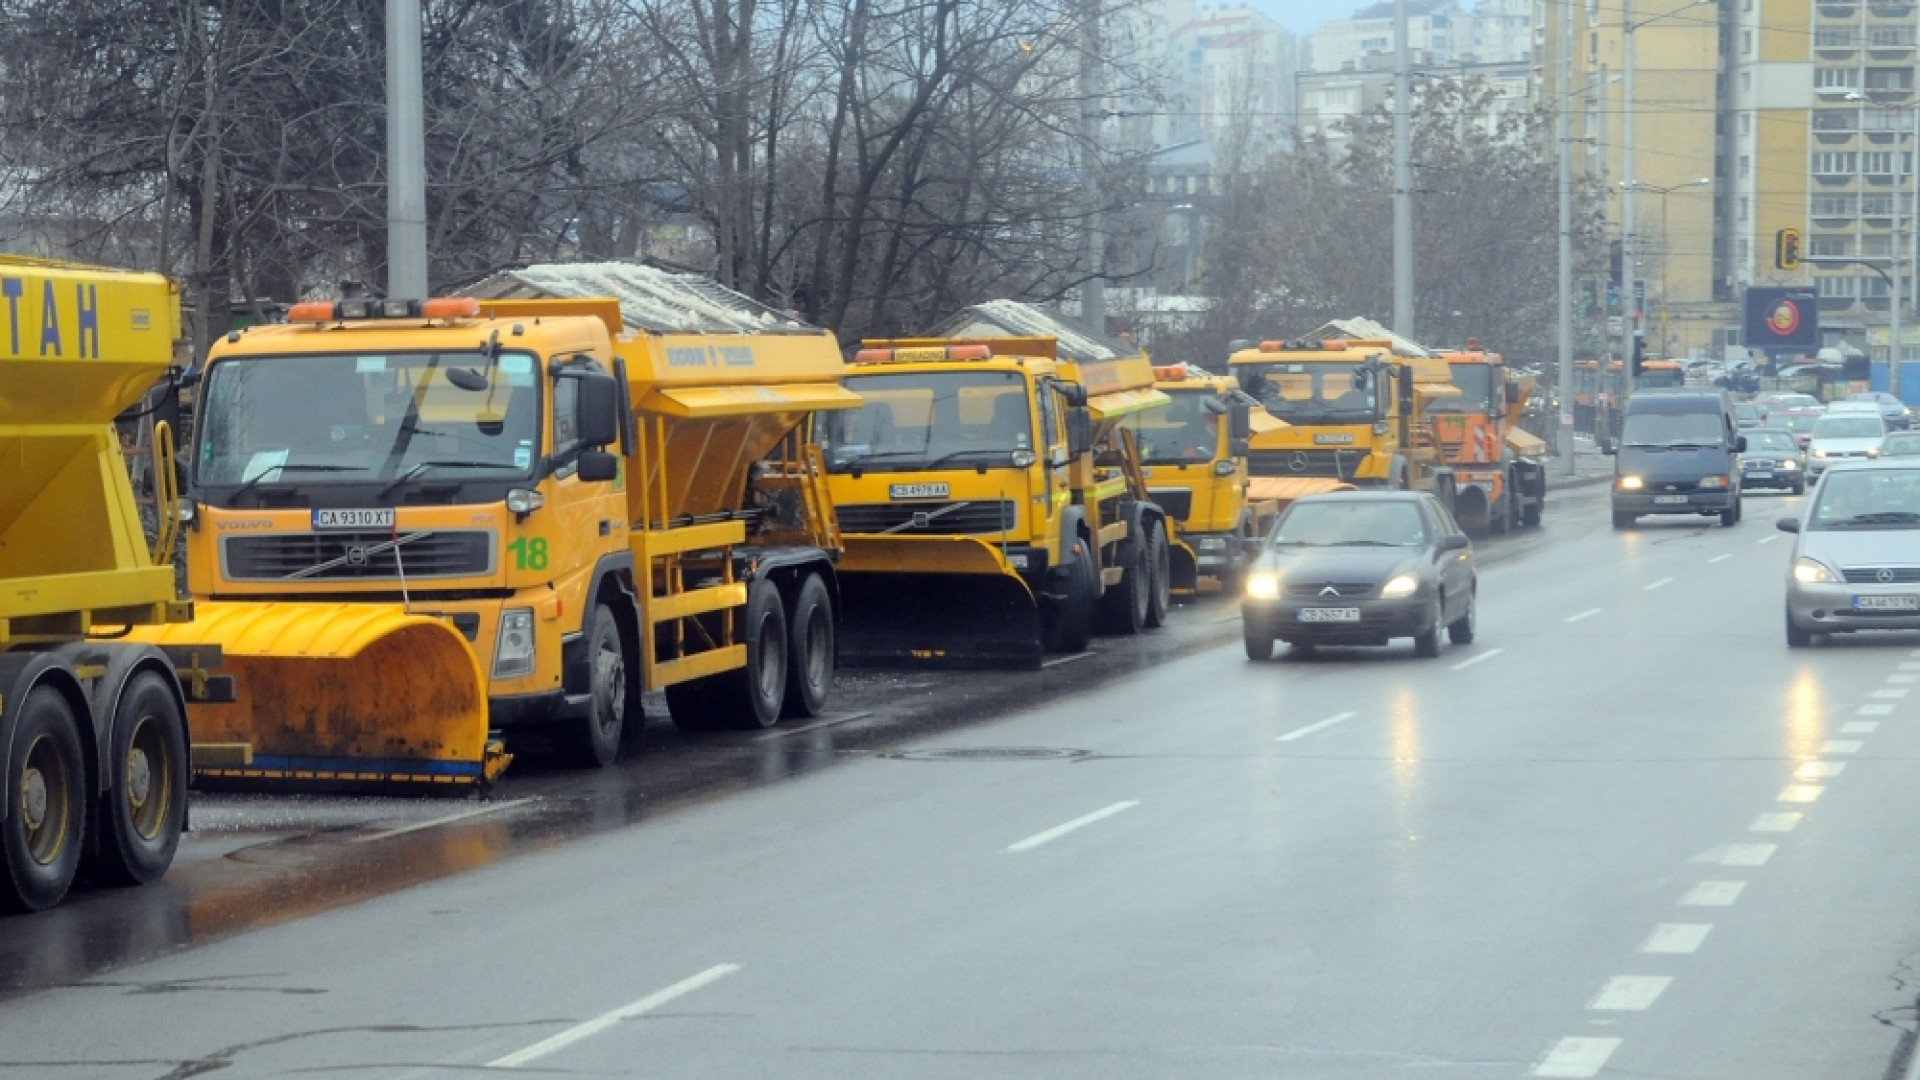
1489 491 1511 535
1521 488 1542 527
711 578 789 730
86 672 186 886
1096 529 1151 635
557 604 629 767
1042 539 1096 653
781 573 834 719
1144 520 1172 628
2 687 87 914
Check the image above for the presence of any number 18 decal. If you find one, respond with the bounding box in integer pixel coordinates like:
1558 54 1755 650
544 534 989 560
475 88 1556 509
507 536 549 571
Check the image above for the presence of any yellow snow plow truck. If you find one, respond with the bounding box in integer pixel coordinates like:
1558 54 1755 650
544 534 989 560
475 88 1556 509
2 256 230 911
136 262 855 791
821 302 1174 668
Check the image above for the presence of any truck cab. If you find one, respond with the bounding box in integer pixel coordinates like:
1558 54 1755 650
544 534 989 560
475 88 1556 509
1120 365 1269 589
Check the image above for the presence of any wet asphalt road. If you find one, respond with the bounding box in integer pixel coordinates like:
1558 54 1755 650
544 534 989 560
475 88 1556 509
10 479 1920 1079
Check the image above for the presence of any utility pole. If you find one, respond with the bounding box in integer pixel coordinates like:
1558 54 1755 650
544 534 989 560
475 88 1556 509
1618 0 1638 412
1893 116 1905 401
386 0 428 299
1078 0 1107 334
1392 0 1415 339
1557 0 1576 475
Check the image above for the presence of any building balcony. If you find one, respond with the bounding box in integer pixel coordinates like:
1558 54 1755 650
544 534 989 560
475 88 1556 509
1819 1 1861 16
1870 2 1916 17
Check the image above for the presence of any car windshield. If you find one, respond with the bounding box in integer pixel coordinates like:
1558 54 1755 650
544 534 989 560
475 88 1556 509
1745 430 1797 452
1426 363 1492 413
1620 410 1724 448
823 370 1031 472
1269 500 1428 548
1881 434 1920 457
1780 411 1821 432
1813 416 1884 439
1734 404 1760 423
1122 390 1220 464
1238 360 1377 424
195 351 541 487
1809 469 1920 528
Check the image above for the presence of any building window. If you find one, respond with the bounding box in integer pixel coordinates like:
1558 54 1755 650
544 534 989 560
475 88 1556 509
1817 275 1860 298
1867 68 1915 90
1863 192 1895 213
1815 67 1860 88
1739 237 1750 259
1742 29 1754 54
1870 26 1917 46
1813 150 1859 173
1741 113 1753 134
1813 194 1859 214
1816 27 1861 47
1739 195 1751 221
1740 155 1751 178
1865 150 1895 174
1742 71 1752 91
1810 235 1852 257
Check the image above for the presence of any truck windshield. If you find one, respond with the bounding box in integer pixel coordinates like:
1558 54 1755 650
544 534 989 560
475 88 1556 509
196 351 541 487
1123 391 1219 464
1237 361 1376 424
824 370 1032 472
1427 364 1492 413
1620 411 1724 448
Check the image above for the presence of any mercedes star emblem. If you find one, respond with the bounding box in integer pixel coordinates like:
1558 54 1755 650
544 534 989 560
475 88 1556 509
1879 568 1897 583
1288 452 1309 472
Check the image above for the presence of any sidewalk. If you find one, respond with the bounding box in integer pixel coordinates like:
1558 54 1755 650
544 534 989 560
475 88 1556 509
1541 433 1616 491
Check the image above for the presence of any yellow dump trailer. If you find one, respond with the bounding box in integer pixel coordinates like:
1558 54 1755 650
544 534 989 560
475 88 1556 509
1 256 228 911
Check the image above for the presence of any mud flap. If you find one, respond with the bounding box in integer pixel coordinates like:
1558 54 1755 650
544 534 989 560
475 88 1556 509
129 603 502 794
1168 538 1200 597
835 537 1042 669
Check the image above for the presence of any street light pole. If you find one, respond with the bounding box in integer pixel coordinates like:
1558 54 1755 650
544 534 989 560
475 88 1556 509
1393 0 1416 339
385 0 428 299
1619 0 1638 411
1557 0 1576 475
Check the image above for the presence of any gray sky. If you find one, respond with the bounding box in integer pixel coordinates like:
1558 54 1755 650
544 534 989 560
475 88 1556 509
1247 0 1361 35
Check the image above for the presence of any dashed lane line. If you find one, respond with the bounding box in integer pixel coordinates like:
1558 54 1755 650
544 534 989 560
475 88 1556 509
1589 976 1672 1011
1872 687 1911 700
1709 554 1732 564
1751 812 1803 833
1890 673 1920 685
487 964 743 1068
1276 711 1357 743
1564 608 1603 623
1858 704 1897 717
1900 661 1920 672
1531 1037 1622 1078
1758 534 1780 544
1644 577 1674 591
1642 924 1713 954
1778 785 1825 804
1689 843 1776 868
1842 721 1881 734
1006 801 1139 853
1821 740 1863 755
1680 881 1748 907
1450 648 1505 671
1796 761 1846 780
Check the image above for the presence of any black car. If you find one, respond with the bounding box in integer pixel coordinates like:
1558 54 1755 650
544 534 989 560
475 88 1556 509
1242 491 1477 660
1737 427 1807 494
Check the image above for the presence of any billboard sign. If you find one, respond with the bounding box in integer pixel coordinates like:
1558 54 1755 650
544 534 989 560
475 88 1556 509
1743 287 1819 353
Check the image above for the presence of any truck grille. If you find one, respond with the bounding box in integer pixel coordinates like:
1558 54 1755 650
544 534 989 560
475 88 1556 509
1842 567 1920 584
224 530 494 581
836 500 1016 535
1248 449 1363 480
1148 487 1193 520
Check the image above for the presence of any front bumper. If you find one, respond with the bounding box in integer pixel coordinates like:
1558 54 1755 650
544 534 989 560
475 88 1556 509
1787 581 1920 633
1182 532 1239 573
1809 455 1870 476
1243 594 1437 644
1613 488 1735 515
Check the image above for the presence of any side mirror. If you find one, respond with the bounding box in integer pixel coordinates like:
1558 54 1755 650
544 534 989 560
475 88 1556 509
1060 383 1088 408
570 372 621 448
1241 535 1266 554
1439 533 1471 553
1776 516 1801 533
1229 437 1251 458
1734 435 1748 453
1202 396 1229 416
1229 401 1252 440
576 450 619 483
1600 442 1617 456
1066 406 1093 456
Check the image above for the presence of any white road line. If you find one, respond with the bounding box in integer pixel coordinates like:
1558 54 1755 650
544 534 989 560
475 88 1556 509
1532 1037 1622 1078
1858 704 1897 716
1564 608 1602 623
1590 975 1672 1011
1909 648 1920 657
1041 651 1095 669
1843 720 1882 734
1796 761 1846 780
487 964 742 1068
352 798 536 844
1709 553 1732 564
1644 577 1674 591
1872 687 1911 700
1450 648 1505 671
1759 534 1780 545
1681 881 1748 907
1778 784 1825 804
1900 661 1920 672
1007 801 1139 852
1890 673 1920 685
1822 740 1863 755
1691 843 1777 867
1751 812 1802 833
1642 924 1713 954
1277 711 1357 743
753 712 874 742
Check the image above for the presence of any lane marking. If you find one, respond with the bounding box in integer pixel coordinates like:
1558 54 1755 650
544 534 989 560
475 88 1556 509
1007 801 1139 852
1532 1037 1622 1078
1858 704 1897 716
1821 740 1863 755
1642 923 1713 954
353 798 536 844
1589 975 1672 1011
1778 784 1825 803
753 711 874 742
1872 687 1911 700
1042 651 1095 669
1564 608 1602 623
1709 554 1732 564
1681 881 1747 907
1796 761 1846 780
1691 843 1777 867
1450 648 1505 671
488 964 742 1068
1900 661 1920 672
1758 534 1780 545
1890 673 1920 685
1643 577 1674 591
1843 720 1882 734
1750 812 1802 833
1277 711 1357 743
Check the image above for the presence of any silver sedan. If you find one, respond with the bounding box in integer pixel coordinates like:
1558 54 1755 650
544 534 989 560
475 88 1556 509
1779 459 1920 645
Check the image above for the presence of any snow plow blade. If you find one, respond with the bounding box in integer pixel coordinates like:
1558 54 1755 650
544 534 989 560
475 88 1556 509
835 537 1043 670
129 602 505 793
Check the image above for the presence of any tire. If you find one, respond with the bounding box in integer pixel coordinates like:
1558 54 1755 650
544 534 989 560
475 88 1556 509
1 687 87 914
1041 538 1096 654
1793 480 1806 496
1489 491 1511 536
1521 493 1541 528
556 604 629 766
1612 509 1635 529
1095 525 1151 635
1720 504 1738 527
1448 589 1476 645
1786 611 1813 648
781 574 834 719
85 672 186 887
708 578 789 730
1143 520 1172 629
1413 606 1443 658
1243 622 1274 661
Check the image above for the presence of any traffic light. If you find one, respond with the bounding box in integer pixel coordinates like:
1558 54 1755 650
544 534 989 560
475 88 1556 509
1775 228 1801 271
1630 332 1647 378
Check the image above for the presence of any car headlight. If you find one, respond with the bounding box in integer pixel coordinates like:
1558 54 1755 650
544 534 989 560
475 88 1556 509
1780 459 1799 470
1812 448 1828 458
1698 475 1729 490
493 608 536 678
1792 558 1839 584
1380 573 1419 598
1867 448 1881 459
1617 475 1644 490
1245 572 1280 599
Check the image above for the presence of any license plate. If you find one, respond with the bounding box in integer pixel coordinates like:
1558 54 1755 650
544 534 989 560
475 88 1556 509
312 508 395 530
1312 433 1354 445
1652 495 1688 505
889 483 949 499
1298 607 1360 622
1854 595 1920 611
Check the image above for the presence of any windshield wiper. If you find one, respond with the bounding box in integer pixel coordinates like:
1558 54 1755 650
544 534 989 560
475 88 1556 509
378 460 519 499
1326 539 1403 547
225 463 366 506
919 448 1018 470
1830 511 1920 526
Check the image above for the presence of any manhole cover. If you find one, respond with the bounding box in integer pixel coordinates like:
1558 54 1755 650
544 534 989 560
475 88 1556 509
884 747 1089 762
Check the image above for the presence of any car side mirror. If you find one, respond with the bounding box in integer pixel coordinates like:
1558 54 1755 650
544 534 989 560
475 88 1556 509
1229 437 1250 457
1600 442 1616 456
576 450 619 483
1066 406 1092 456
1241 535 1266 554
1734 435 1748 453
1439 533 1471 553
1229 400 1252 440
1776 516 1801 533
568 371 621 449
1059 383 1088 408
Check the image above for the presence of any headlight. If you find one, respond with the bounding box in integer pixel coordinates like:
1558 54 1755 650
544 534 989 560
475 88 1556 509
505 488 545 515
1617 475 1644 490
1780 459 1799 470
1005 552 1029 570
1792 558 1838 584
1380 573 1419 598
1213 459 1236 476
1197 537 1228 551
1245 572 1280 599
1698 475 1729 490
493 608 536 678
1010 449 1037 468
1867 448 1881 459
1812 448 1828 458
176 500 197 524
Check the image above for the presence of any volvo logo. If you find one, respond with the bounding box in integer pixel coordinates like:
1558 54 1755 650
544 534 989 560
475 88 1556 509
1289 452 1310 472
345 545 372 567
1879 568 1897 583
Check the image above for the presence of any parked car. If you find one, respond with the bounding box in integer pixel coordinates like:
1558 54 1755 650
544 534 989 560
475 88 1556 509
1845 391 1910 431
1242 492 1476 661
1739 428 1808 494
1779 460 1920 645
1808 412 1888 477
1608 389 1747 528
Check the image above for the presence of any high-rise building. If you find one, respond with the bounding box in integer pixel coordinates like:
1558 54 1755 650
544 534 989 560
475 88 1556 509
1160 4 1302 148
1312 1 1469 73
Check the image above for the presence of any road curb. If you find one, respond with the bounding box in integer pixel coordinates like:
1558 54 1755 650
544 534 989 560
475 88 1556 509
1545 473 1615 493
